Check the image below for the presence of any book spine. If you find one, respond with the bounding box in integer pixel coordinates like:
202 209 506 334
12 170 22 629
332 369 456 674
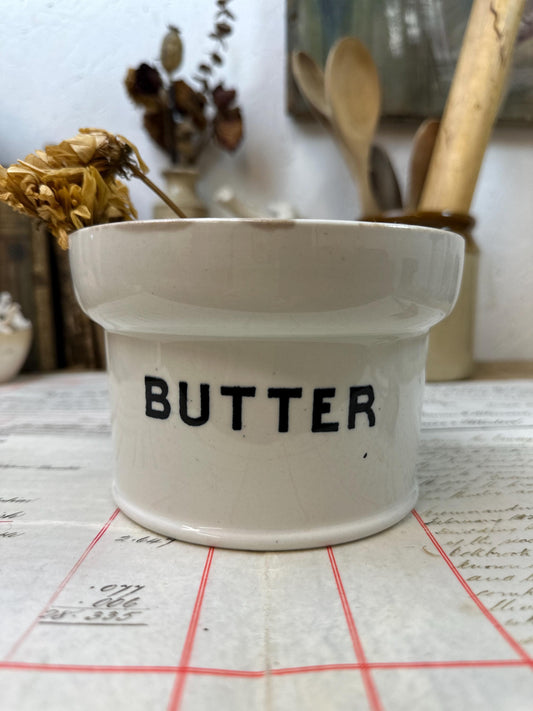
52 240 99 370
30 222 57 371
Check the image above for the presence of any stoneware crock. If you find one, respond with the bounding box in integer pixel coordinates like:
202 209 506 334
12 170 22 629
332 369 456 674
69 219 464 550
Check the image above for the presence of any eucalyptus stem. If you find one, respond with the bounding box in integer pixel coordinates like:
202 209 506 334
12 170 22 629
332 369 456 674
130 164 187 218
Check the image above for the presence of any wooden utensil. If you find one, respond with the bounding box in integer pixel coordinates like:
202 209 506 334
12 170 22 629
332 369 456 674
407 118 439 210
325 37 382 217
291 51 330 123
419 0 525 214
370 143 403 212
293 48 390 215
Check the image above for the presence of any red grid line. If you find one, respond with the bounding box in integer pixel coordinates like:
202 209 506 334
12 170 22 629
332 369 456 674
3 508 120 662
166 546 214 711
328 546 384 711
268 658 533 674
2 658 529 677
412 509 533 664
3 508 532 691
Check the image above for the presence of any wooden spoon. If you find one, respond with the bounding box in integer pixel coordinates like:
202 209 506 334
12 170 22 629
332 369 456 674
407 118 439 211
291 51 330 124
370 144 403 212
292 49 399 213
325 37 381 217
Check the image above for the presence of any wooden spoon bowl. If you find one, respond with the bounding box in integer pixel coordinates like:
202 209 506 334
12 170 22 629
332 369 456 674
325 37 382 217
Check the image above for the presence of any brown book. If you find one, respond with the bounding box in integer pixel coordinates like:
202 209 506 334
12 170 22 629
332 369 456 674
52 240 104 370
1 200 105 371
30 223 57 371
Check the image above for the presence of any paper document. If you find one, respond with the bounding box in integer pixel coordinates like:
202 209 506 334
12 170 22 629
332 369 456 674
1 372 532 710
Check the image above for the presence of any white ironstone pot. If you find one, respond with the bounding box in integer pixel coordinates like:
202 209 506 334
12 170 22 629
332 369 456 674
70 219 463 550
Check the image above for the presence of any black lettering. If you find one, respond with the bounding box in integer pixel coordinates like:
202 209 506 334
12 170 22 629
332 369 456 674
312 388 339 432
179 382 210 426
145 376 171 420
220 386 256 430
268 387 303 432
348 385 376 429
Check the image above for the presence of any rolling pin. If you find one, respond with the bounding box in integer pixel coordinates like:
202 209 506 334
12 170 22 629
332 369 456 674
418 0 525 214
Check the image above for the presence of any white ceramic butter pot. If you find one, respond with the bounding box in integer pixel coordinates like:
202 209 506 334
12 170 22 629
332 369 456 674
70 219 463 550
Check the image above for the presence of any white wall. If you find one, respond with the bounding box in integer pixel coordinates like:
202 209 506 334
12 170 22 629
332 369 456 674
0 0 532 361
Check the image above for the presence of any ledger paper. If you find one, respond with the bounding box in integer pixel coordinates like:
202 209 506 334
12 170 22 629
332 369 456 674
0 372 532 710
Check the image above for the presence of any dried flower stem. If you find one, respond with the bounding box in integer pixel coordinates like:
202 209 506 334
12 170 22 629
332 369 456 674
129 163 187 218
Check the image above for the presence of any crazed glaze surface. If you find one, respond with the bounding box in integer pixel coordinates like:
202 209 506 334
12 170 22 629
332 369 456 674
70 219 464 550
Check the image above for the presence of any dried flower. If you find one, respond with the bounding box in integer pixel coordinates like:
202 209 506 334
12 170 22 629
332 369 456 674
173 80 207 130
213 105 243 151
0 128 184 249
142 110 169 153
212 84 236 111
125 64 164 111
124 0 243 165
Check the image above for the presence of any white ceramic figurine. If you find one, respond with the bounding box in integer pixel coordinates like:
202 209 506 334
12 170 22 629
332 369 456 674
0 292 32 383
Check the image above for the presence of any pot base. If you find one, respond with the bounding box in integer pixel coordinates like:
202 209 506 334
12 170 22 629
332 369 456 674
113 481 418 551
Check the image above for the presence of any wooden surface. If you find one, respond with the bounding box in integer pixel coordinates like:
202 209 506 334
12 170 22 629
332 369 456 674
471 360 533 380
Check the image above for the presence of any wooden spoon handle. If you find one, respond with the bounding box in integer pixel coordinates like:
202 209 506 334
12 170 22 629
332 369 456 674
418 0 525 214
407 118 439 211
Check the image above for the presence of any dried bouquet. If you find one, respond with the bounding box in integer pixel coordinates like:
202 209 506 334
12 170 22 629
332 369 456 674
0 6 243 248
125 0 243 166
0 128 185 249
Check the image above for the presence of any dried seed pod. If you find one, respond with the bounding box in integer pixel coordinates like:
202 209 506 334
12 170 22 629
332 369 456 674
161 26 183 75
213 106 243 151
